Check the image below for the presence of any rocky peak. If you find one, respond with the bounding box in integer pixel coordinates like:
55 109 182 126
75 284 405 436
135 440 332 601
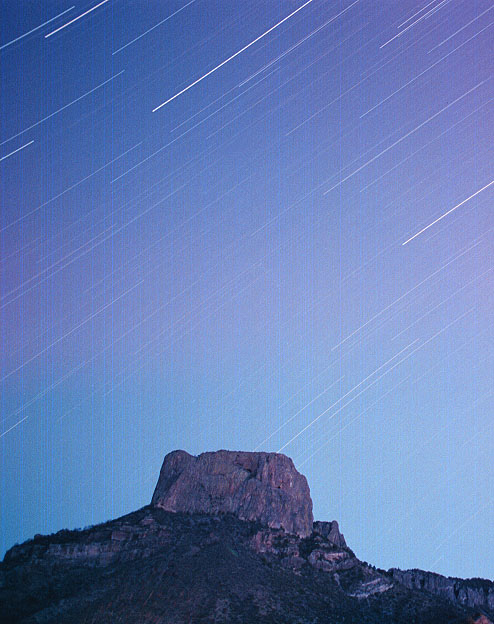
151 449 314 537
313 520 347 548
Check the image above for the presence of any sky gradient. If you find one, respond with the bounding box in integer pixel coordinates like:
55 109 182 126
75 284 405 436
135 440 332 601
1 0 493 580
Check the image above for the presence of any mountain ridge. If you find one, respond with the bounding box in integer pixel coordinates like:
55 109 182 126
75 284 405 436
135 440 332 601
1 449 492 623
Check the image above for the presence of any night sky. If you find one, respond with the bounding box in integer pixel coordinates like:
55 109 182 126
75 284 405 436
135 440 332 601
1 0 493 580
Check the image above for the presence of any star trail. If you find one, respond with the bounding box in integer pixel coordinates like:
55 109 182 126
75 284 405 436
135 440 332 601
1 0 493 581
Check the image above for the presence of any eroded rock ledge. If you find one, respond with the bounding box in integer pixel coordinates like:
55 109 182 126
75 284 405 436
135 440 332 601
390 568 494 617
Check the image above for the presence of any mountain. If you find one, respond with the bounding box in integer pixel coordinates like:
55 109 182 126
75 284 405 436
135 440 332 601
1 449 492 624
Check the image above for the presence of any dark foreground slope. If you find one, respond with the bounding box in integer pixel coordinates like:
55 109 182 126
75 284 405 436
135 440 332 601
0 505 489 624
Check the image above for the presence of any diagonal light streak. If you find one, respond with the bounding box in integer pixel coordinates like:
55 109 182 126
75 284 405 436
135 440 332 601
113 0 197 54
45 0 110 38
277 341 418 453
152 0 335 111
0 6 74 50
402 180 494 245
0 72 124 146
0 140 34 162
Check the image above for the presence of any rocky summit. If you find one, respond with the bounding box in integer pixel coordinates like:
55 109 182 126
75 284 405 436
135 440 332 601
1 450 493 624
151 450 314 537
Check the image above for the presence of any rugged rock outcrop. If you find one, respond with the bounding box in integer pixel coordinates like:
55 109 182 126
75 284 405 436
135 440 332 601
313 520 347 548
151 449 314 537
390 568 494 618
1 448 492 624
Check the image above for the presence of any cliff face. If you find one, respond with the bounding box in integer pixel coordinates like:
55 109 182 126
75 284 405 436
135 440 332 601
151 450 314 537
390 568 494 617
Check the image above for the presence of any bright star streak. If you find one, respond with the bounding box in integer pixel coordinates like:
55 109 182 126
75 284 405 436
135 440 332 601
0 140 34 162
402 179 494 245
44 0 111 38
397 0 442 30
152 0 322 112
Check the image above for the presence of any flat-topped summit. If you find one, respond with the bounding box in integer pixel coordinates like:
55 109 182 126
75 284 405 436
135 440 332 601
151 449 314 537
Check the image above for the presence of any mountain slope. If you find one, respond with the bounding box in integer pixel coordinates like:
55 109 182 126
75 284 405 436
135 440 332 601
1 450 492 624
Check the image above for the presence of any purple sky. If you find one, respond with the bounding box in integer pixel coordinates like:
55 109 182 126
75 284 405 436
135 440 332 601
1 0 493 580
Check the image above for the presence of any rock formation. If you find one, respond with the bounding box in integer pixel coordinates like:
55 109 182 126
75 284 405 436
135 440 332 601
313 520 347 548
390 568 494 617
151 449 314 537
1 448 493 624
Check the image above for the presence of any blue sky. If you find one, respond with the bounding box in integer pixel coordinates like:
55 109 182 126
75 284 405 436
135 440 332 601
1 0 493 580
